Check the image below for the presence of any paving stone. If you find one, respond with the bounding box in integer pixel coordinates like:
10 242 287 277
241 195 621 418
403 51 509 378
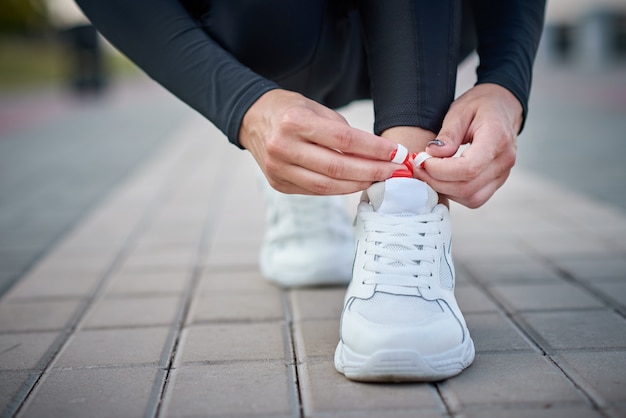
148 208 208 226
553 257 626 282
20 366 161 418
289 288 345 321
104 270 191 295
133 234 201 251
0 300 82 331
3 270 102 300
453 261 474 286
488 282 605 312
54 327 170 367
550 203 626 238
610 402 626 418
518 310 626 351
44 239 121 258
209 214 265 243
203 240 260 268
23 253 114 277
113 262 192 278
119 249 197 270
188 291 283 324
519 231 617 258
305 411 443 418
0 370 38 417
554 350 626 403
452 235 530 260
455 285 499 313
163 362 297 418
82 296 181 328
465 313 536 353
461 258 563 284
461 404 604 418
588 281 626 310
298 361 441 416
130 238 199 254
292 319 338 361
0 332 59 370
441 353 583 406
197 269 277 293
176 322 287 364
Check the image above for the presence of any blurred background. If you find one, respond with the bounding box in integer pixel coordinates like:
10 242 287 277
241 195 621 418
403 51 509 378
0 0 625 295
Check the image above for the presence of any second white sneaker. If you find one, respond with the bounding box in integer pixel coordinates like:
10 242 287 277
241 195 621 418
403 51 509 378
260 185 354 288
334 177 474 382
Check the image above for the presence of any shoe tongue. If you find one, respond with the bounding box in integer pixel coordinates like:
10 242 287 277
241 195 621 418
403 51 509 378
368 178 437 215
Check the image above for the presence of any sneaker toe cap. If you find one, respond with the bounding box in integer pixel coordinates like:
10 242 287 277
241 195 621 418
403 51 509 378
341 298 466 357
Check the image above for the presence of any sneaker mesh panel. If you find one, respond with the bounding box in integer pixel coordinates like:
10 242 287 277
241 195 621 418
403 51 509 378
439 252 454 289
350 292 443 324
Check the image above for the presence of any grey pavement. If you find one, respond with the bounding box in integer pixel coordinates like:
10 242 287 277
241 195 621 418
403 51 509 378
1 61 626 417
0 81 190 295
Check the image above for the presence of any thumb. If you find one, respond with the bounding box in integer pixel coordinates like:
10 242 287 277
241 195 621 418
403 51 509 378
427 107 471 158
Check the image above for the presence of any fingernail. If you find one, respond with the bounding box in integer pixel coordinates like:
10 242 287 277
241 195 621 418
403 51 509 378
427 139 445 147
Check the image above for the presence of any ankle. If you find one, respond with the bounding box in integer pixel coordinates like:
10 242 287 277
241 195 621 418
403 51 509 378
380 126 436 153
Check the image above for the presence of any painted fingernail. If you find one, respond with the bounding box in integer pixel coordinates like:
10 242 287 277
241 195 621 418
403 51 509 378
427 139 445 147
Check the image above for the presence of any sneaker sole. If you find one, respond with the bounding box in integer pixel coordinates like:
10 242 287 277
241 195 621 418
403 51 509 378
334 337 475 382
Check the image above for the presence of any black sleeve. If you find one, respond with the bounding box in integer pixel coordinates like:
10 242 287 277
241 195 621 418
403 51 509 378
470 0 546 131
356 0 545 135
357 0 461 136
75 0 279 148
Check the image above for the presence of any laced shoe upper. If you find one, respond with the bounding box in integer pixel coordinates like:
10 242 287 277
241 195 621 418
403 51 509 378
340 177 470 356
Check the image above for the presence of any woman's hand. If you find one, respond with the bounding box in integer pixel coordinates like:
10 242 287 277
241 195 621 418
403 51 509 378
240 89 400 195
416 83 524 208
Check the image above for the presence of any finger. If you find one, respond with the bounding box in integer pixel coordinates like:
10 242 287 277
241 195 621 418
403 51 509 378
417 151 492 183
451 173 509 208
270 163 375 195
267 132 398 183
299 113 398 162
428 103 473 158
416 141 509 191
293 142 399 182
417 159 511 208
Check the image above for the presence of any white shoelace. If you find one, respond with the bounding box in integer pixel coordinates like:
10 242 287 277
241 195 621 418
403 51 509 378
361 211 442 289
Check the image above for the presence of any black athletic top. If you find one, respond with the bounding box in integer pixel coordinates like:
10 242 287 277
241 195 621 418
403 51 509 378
75 0 545 148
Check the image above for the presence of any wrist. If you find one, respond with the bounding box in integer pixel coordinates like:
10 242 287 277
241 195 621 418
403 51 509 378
476 83 524 133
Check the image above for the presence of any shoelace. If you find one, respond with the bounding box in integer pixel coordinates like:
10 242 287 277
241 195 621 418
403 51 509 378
361 211 442 289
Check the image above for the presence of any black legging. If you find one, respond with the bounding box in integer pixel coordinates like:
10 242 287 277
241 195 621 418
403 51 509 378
76 0 544 146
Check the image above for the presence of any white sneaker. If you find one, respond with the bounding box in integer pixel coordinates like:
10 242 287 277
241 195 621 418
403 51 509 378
259 185 354 288
334 177 474 382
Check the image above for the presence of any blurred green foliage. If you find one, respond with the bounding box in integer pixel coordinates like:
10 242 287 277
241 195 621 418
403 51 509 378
0 0 49 35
